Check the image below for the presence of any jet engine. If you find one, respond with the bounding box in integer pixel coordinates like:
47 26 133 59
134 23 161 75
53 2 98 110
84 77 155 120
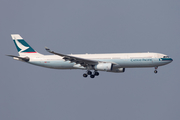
108 68 125 73
95 63 113 71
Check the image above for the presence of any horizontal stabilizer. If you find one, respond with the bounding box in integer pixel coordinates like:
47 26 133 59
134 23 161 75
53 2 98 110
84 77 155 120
7 55 29 62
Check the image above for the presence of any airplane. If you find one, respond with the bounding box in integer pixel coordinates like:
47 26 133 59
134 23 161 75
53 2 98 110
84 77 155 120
7 34 173 78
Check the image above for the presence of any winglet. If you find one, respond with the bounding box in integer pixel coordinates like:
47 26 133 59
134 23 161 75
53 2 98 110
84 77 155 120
45 47 50 51
45 47 52 53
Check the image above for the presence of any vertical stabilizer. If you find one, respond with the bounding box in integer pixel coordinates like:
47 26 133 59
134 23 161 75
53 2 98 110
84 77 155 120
11 34 43 56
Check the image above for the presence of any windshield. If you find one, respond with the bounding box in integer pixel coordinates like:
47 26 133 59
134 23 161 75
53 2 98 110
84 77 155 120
163 56 169 58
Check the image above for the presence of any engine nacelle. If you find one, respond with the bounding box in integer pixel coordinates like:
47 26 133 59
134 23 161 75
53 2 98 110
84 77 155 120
108 68 125 73
95 63 113 71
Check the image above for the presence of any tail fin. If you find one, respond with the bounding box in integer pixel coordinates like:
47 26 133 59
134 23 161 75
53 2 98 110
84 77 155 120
11 34 43 56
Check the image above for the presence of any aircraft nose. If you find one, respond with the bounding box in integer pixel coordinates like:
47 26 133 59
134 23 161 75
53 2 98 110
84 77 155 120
167 58 173 63
169 58 173 62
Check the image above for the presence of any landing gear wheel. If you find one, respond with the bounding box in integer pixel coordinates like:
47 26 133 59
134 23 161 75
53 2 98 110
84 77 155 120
87 71 92 75
83 73 88 78
90 75 95 78
154 66 158 74
94 71 99 76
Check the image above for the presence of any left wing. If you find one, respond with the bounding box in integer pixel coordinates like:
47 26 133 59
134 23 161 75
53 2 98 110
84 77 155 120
45 47 100 67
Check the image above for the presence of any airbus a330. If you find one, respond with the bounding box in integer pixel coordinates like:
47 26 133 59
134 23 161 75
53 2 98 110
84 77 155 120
8 34 173 78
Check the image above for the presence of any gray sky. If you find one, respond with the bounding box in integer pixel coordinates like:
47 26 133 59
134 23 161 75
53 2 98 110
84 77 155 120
1 0 180 120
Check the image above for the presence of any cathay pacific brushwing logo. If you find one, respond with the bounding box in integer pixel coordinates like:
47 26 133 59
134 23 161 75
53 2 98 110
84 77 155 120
13 37 36 53
14 37 29 53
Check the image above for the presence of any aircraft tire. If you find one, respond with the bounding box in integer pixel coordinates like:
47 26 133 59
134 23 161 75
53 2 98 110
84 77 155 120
154 70 158 74
87 71 92 75
90 75 95 78
94 71 99 76
83 73 88 78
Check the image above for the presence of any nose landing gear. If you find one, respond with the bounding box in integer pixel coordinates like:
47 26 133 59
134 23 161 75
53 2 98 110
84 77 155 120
154 67 158 74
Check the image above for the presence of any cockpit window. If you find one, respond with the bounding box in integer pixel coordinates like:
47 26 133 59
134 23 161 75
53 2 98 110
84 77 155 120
163 56 169 58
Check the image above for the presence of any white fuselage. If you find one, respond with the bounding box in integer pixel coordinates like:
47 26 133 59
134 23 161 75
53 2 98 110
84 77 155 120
10 34 173 77
19 52 172 71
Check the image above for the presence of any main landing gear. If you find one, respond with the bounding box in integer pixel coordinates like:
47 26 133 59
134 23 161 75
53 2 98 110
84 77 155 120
154 66 158 74
83 70 99 78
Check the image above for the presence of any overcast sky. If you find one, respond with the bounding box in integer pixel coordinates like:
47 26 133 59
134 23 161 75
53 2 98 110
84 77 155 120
1 0 180 120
